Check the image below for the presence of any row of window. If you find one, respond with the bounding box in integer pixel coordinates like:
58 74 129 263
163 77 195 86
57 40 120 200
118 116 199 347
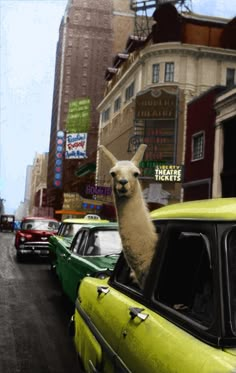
152 63 235 87
152 62 175 83
101 64 235 124
101 81 135 123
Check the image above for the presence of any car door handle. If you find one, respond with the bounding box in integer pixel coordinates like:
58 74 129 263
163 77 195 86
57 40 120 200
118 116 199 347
97 286 110 295
129 307 149 321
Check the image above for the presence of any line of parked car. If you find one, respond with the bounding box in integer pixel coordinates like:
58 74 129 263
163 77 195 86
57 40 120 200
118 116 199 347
14 198 236 372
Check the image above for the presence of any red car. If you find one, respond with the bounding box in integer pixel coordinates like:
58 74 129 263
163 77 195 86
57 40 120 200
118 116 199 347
15 216 60 261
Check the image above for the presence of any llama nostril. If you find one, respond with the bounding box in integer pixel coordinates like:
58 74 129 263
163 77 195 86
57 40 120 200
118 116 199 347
119 179 128 186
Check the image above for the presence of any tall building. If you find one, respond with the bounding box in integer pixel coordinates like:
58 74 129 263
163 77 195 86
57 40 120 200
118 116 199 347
23 164 33 216
47 0 134 217
29 153 52 217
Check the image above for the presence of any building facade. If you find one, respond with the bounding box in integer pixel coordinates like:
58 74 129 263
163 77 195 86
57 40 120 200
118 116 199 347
29 153 52 217
96 4 236 207
213 87 236 197
47 0 134 218
183 86 226 201
183 86 236 202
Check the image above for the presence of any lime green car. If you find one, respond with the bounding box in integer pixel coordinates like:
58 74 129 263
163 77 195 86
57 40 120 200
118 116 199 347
56 223 122 303
71 198 236 372
48 217 109 270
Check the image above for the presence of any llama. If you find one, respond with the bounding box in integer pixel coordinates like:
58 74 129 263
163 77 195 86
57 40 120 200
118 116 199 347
99 144 158 288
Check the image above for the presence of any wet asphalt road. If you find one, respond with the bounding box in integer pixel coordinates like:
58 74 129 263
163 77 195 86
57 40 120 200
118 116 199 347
0 232 80 373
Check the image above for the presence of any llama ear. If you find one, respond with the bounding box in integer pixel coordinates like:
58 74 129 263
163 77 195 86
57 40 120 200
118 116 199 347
99 145 117 166
131 144 147 166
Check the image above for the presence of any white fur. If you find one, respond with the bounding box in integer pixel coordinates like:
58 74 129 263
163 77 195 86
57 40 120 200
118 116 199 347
99 144 158 287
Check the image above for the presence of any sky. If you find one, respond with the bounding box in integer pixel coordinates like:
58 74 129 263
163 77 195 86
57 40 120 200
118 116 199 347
0 0 236 214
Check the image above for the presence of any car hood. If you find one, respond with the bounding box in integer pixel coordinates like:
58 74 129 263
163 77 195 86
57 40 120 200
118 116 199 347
19 230 55 239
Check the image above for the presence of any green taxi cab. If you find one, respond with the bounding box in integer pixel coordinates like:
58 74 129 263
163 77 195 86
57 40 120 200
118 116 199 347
48 217 109 270
71 198 236 373
56 223 121 303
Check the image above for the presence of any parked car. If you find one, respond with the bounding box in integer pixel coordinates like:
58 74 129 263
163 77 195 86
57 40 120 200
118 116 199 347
15 217 60 260
48 217 110 270
0 214 15 232
70 198 236 373
56 223 122 304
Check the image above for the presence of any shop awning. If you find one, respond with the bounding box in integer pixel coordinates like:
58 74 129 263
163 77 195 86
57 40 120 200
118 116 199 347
55 210 86 216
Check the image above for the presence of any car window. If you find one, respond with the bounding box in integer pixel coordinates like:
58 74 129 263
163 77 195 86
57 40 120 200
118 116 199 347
72 230 89 255
154 227 214 327
21 219 59 231
226 227 236 333
111 223 163 294
71 231 84 253
84 230 122 256
114 255 142 292
61 223 82 237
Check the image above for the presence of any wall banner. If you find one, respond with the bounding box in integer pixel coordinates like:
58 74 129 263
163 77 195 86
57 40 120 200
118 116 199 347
66 98 91 133
65 133 87 159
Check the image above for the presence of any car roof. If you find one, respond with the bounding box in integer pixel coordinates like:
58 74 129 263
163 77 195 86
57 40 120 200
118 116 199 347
22 216 59 221
61 218 110 224
78 223 118 229
150 198 236 221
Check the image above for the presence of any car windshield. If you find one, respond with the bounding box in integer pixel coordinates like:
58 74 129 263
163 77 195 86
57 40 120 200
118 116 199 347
91 230 122 256
21 219 59 231
59 223 83 237
227 227 236 333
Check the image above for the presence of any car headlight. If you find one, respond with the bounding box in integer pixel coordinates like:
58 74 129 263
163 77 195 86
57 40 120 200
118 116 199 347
20 237 26 242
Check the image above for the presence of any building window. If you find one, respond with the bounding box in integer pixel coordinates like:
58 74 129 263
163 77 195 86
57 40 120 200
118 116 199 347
226 68 235 87
114 96 121 113
102 107 110 123
165 62 174 82
192 132 204 161
125 81 135 102
152 64 160 83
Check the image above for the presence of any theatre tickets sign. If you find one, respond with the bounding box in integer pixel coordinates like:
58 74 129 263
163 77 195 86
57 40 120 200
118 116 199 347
155 164 183 182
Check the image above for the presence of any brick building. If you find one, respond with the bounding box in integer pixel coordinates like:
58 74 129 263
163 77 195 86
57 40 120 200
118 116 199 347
47 0 134 218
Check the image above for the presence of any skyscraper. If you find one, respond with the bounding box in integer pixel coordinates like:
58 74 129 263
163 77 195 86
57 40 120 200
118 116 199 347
47 0 134 215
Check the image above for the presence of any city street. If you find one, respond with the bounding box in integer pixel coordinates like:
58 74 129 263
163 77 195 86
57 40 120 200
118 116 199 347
0 232 79 373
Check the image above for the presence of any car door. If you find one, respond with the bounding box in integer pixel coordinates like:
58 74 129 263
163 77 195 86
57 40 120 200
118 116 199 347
115 222 233 373
61 229 90 302
76 267 138 373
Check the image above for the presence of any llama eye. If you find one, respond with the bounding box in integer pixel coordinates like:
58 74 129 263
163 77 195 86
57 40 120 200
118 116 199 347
110 171 116 178
134 172 139 178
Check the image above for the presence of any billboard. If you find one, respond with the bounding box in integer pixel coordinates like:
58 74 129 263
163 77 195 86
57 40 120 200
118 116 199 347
65 133 87 159
66 98 90 133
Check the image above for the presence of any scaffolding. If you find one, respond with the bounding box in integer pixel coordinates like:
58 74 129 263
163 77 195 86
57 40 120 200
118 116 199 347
130 0 192 38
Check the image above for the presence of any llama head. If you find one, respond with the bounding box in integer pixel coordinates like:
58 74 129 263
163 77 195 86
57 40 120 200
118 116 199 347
99 144 147 198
